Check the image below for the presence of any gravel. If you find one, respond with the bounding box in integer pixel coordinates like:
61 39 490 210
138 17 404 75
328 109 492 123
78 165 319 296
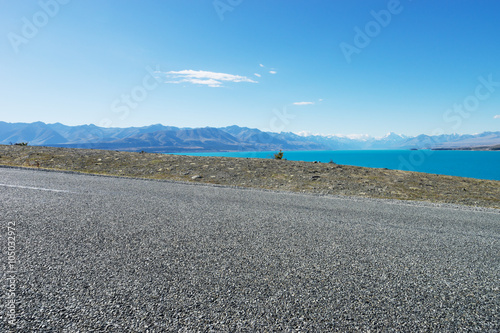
1 145 499 209
1 168 499 331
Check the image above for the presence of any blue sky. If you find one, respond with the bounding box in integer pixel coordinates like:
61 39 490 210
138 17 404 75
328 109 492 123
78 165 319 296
1 0 499 137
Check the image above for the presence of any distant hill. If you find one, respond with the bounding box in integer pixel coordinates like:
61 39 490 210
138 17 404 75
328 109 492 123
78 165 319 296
490 144 500 150
0 121 67 145
0 121 499 152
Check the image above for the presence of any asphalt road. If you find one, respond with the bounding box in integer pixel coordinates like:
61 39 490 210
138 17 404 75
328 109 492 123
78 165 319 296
1 167 499 331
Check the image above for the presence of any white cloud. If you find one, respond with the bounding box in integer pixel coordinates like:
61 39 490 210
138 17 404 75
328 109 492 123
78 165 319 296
187 78 222 88
259 64 265 67
293 102 314 106
254 73 261 77
269 70 277 74
160 69 257 87
494 115 500 119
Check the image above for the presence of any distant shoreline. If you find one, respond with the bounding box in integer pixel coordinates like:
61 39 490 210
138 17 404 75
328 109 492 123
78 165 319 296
431 145 500 151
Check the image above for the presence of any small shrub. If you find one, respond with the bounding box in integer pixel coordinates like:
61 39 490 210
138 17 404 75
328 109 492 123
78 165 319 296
14 142 28 146
274 150 284 160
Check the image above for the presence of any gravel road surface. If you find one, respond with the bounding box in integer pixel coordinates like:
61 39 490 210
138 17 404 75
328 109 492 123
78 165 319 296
1 167 499 331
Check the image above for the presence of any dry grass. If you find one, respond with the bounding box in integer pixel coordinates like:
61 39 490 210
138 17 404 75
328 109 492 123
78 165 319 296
1 145 499 209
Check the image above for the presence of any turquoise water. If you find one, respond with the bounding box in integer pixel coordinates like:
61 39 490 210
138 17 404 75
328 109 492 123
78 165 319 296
173 150 500 181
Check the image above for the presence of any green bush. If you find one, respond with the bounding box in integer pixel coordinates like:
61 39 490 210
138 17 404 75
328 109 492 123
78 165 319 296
274 150 284 160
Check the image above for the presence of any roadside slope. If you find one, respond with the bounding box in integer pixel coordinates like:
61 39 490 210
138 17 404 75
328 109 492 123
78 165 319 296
0 145 499 208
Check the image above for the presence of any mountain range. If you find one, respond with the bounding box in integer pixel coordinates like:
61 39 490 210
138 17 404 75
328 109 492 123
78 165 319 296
1 121 499 152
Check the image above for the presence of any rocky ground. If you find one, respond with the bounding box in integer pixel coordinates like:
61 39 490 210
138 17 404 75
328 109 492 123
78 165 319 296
1 145 499 209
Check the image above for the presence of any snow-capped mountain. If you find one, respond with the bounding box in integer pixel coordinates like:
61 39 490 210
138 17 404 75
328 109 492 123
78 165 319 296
0 121 499 152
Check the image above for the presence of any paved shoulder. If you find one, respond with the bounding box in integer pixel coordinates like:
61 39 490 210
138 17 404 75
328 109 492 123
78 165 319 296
1 168 499 331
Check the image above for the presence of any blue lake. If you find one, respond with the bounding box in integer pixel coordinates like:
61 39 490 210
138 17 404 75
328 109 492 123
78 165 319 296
174 150 500 181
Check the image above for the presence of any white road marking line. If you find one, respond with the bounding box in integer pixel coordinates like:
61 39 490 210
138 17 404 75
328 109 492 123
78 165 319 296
0 184 76 193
